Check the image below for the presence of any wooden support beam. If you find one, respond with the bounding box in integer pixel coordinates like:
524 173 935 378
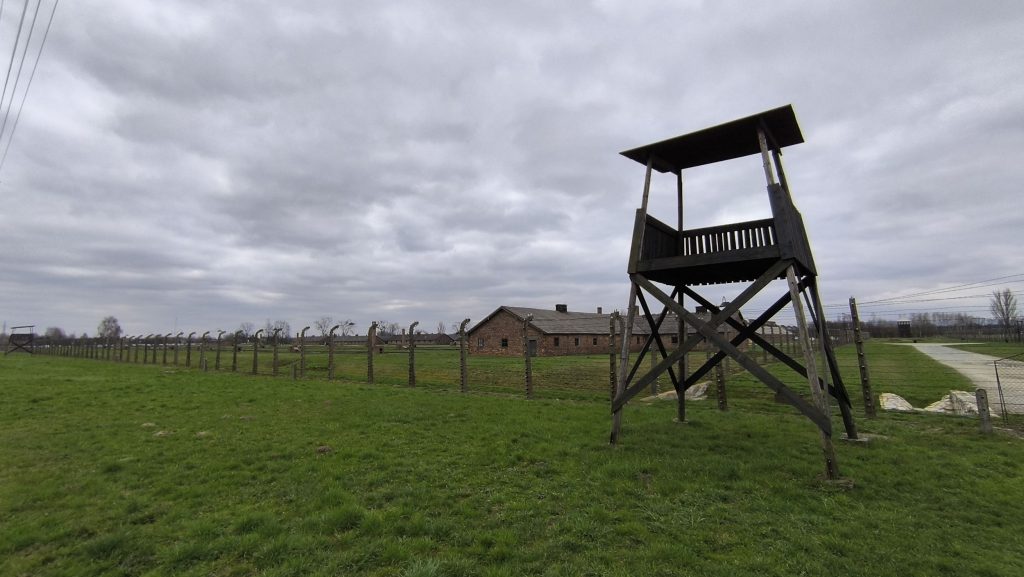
626 274 831 433
786 266 839 479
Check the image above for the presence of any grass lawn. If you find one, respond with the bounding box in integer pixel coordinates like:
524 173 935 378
2 355 1023 576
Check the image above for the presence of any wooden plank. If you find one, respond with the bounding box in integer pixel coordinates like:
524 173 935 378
636 246 780 271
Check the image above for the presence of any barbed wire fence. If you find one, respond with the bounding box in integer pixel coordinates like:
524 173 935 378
21 302 1024 427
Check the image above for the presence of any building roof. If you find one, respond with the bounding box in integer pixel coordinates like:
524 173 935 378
468 305 754 337
619 104 803 174
468 306 683 336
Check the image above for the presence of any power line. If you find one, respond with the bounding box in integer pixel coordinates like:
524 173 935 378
0 0 30 118
857 274 1024 305
0 0 43 138
0 0 57 171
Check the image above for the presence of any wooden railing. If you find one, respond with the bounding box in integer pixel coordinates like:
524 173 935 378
640 216 778 263
681 218 776 256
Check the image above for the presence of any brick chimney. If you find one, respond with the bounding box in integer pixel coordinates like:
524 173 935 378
555 304 568 313
597 307 603 314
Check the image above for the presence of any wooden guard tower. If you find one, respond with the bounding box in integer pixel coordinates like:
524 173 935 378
611 105 856 479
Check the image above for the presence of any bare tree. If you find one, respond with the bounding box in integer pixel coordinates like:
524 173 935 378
97 316 122 339
991 288 1019 340
436 321 447 335
315 316 334 339
238 322 255 338
45 326 66 340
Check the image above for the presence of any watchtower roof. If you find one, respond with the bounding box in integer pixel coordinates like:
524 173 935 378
620 104 803 173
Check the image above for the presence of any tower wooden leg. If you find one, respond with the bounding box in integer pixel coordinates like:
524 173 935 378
786 266 839 479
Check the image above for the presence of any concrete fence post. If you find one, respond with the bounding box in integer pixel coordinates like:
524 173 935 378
299 326 310 379
849 297 876 417
367 322 378 384
231 331 241 372
408 321 419 387
252 329 264 375
272 328 282 376
200 331 210 371
459 319 470 393
977 388 993 434
186 332 196 368
523 314 534 399
609 312 619 402
328 324 341 380
174 332 183 365
215 330 225 370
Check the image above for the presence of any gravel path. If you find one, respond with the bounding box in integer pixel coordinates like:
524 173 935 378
903 343 1024 415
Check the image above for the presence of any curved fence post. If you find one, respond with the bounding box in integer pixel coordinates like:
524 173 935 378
328 324 341 380
186 332 196 368
200 331 210 371
252 329 264 375
272 328 282 376
143 334 152 364
174 332 183 366
299 326 310 379
459 318 471 393
215 330 225 370
367 322 378 384
232 331 241 372
408 321 419 387
162 334 171 365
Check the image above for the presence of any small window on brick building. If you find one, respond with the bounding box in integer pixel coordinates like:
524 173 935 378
593 337 598 345
501 338 508 348
574 337 580 346
477 337 484 348
554 337 560 346
636 336 642 344
671 335 679 344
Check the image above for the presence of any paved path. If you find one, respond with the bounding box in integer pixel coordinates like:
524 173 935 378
901 343 1024 414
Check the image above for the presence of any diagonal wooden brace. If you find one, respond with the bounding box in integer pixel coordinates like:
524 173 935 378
628 274 831 434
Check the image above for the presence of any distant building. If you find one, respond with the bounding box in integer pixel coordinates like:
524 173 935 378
467 304 747 357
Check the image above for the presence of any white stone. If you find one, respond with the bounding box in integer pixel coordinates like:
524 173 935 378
639 381 709 402
879 393 915 412
922 390 979 415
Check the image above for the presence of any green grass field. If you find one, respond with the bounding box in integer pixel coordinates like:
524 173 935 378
2 348 1023 576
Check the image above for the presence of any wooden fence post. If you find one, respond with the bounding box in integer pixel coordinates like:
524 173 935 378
523 314 534 399
367 322 377 384
849 297 876 417
328 324 341 380
299 326 310 379
459 319 470 393
408 322 419 387
252 329 263 375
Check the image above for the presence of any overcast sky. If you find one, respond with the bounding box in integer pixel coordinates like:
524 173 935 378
1 0 1022 337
